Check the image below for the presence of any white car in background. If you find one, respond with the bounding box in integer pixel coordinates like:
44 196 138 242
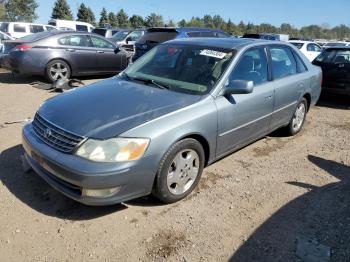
289 40 322 62
0 22 56 38
48 19 95 32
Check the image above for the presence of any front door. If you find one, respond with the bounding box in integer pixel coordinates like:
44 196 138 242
57 34 97 73
90 35 127 72
216 47 275 157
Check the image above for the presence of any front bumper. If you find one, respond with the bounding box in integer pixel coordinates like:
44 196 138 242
22 123 158 206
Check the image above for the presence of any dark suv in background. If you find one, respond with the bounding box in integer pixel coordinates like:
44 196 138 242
93 28 121 38
133 27 231 61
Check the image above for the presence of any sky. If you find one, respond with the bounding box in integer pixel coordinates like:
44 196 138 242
37 0 350 28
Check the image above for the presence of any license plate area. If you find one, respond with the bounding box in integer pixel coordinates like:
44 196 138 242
31 151 43 165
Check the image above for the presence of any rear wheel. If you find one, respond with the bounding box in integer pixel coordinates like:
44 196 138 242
46 60 71 82
152 139 205 203
285 98 308 136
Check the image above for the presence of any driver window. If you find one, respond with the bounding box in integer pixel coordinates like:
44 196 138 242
229 48 268 86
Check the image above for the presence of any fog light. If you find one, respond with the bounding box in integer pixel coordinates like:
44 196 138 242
82 187 121 198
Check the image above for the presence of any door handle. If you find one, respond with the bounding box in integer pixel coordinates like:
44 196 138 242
65 48 75 52
265 95 273 100
97 50 104 53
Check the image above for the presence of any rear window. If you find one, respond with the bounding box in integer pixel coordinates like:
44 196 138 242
0 22 9 33
14 24 26 33
315 49 350 64
19 31 52 41
29 25 44 33
48 21 57 26
92 29 107 36
137 31 178 44
76 25 88 32
290 42 304 49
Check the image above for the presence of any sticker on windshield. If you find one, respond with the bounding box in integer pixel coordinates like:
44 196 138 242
200 49 227 59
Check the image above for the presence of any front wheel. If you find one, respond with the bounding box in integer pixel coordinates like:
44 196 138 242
285 98 308 136
152 139 205 203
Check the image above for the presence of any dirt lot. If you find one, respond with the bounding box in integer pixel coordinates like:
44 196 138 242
0 69 349 262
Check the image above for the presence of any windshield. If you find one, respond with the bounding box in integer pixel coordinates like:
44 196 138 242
325 43 347 47
122 44 235 95
315 49 350 64
111 30 130 41
290 42 304 49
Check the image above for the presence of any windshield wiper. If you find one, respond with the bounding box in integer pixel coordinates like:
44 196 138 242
123 73 171 90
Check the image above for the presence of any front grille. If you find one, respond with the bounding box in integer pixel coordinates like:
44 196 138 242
32 113 84 153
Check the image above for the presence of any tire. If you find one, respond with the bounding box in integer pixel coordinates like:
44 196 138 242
285 98 308 136
152 138 205 203
46 59 71 82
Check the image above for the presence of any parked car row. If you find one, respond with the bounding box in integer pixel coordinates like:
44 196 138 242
0 27 232 81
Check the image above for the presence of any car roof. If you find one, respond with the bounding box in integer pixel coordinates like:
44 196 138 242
165 37 272 50
289 40 315 44
147 27 226 33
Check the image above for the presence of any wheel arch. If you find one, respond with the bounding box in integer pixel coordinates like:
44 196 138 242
303 92 311 111
176 133 211 167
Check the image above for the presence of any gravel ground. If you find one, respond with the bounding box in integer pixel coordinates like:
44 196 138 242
0 69 349 262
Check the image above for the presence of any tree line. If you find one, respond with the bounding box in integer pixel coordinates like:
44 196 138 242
1 0 349 40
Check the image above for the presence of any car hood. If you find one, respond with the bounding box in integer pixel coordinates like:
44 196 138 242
38 77 202 139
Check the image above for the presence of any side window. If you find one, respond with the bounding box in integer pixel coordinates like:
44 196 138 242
217 32 230 38
58 35 90 47
314 44 322 52
187 32 201 37
229 47 268 86
307 44 319 52
128 31 142 41
29 25 44 33
200 32 216 37
270 46 297 79
76 25 88 32
292 51 308 73
90 36 115 49
13 24 26 33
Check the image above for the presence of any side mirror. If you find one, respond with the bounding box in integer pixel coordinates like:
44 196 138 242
114 47 120 54
224 80 254 95
125 37 132 44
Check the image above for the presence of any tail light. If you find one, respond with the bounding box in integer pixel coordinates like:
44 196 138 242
14 45 32 51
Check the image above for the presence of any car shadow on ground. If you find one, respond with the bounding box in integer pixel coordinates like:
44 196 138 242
316 92 350 110
0 145 128 221
230 155 350 262
0 69 114 85
0 70 41 84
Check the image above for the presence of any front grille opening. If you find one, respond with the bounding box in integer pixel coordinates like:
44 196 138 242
32 113 84 153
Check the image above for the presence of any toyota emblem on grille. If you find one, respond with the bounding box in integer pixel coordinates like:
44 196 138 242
44 128 52 138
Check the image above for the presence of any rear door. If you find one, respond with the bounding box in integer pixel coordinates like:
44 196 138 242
216 47 275 156
57 34 97 73
90 35 127 72
268 45 306 130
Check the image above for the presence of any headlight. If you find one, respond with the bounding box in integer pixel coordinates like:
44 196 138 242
76 137 150 162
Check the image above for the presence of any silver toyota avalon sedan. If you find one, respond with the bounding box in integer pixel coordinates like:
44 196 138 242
22 38 322 205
